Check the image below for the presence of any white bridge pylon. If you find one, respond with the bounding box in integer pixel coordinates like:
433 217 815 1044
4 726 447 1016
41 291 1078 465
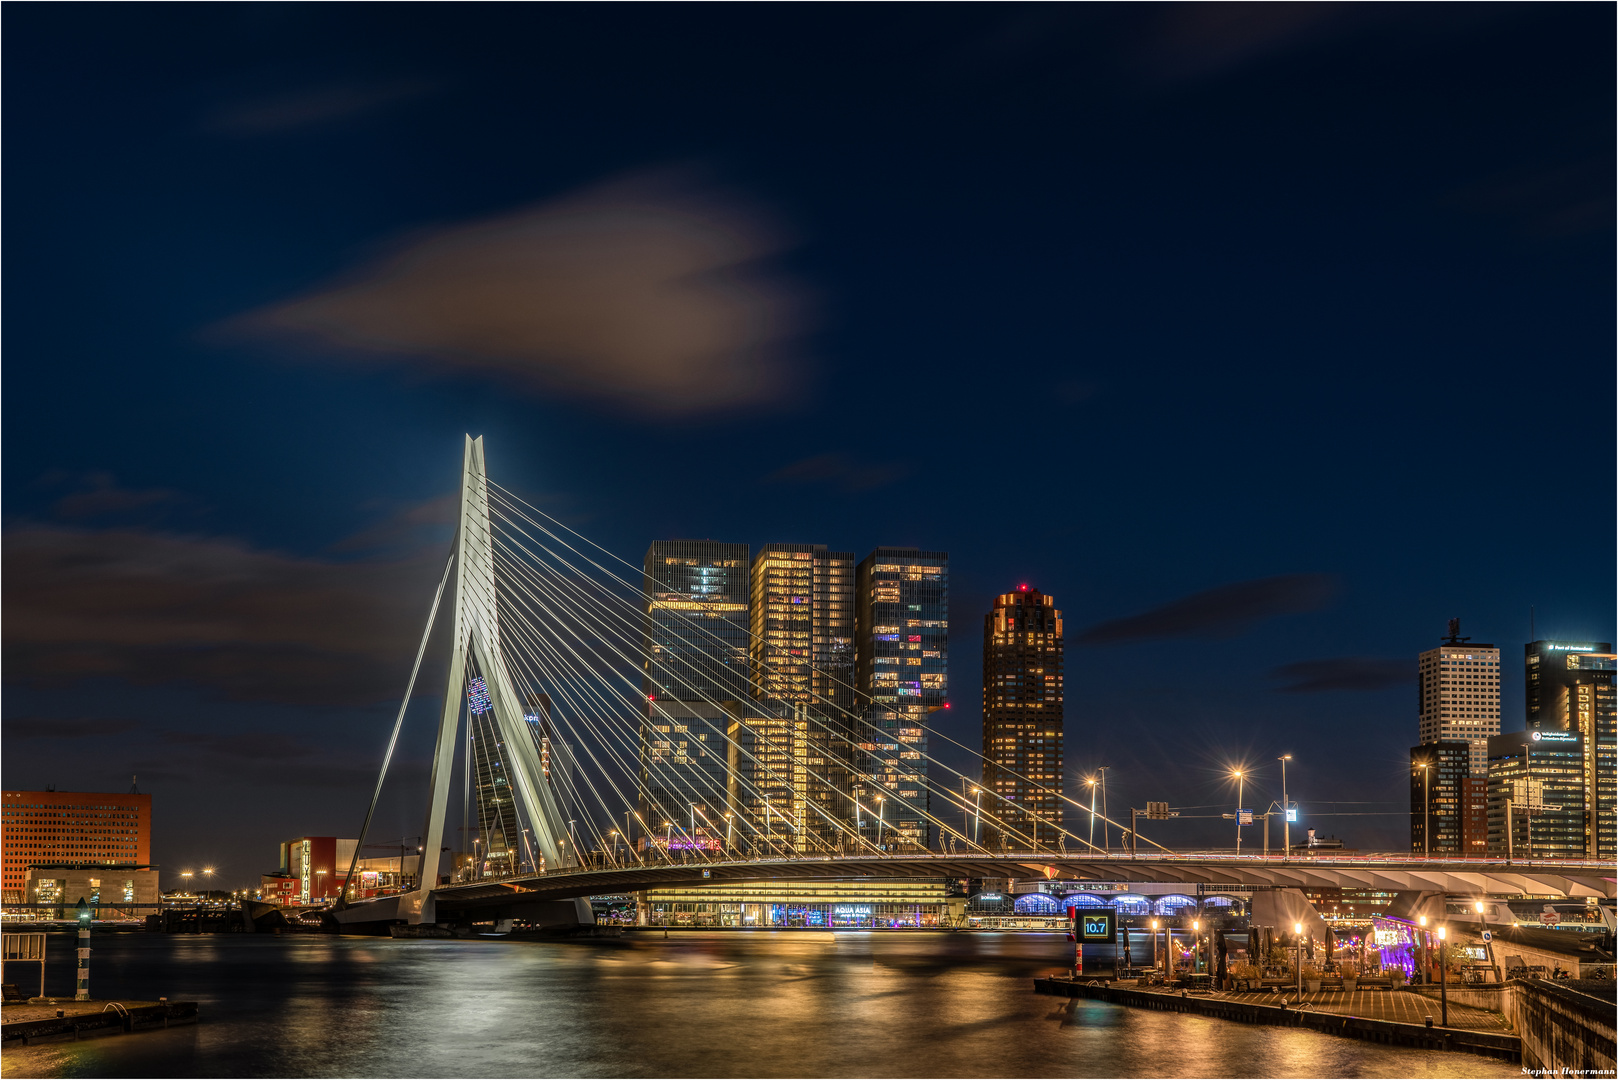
402 435 574 924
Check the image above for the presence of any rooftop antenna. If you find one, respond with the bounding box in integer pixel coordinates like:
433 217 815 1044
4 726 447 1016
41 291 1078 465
1530 605 1535 642
130 774 139 794
1443 618 1470 645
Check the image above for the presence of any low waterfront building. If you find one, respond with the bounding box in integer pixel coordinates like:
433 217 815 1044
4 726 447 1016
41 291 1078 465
22 864 160 918
638 878 957 928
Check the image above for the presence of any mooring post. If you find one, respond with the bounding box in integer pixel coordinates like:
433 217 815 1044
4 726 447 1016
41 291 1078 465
75 898 91 1001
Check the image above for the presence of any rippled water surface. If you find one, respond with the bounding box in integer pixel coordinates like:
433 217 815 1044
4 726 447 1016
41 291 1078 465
5 931 1517 1078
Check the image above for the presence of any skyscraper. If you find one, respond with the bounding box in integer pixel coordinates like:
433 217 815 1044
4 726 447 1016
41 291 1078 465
749 544 856 851
980 586 1064 850
1486 730 1589 858
1522 640 1615 858
1416 620 1501 776
638 540 750 853
1409 742 1470 855
853 548 948 851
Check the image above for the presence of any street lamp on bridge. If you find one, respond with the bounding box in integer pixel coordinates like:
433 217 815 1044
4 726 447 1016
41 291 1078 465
1414 759 1432 856
1278 755 1293 858
1230 769 1245 854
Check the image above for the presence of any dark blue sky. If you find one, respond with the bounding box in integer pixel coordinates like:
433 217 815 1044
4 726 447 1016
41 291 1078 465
4 3 1612 882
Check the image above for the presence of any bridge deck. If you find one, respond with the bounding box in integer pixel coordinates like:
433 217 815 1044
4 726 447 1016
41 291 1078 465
415 853 1615 907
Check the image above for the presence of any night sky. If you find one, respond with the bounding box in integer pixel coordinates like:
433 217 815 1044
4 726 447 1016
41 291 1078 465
4 4 1612 884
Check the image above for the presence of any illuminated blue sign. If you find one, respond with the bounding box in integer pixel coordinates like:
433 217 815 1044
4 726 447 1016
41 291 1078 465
467 677 493 715
1285 807 1298 823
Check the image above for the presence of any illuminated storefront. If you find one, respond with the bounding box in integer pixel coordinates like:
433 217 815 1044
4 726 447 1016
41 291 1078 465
641 878 955 928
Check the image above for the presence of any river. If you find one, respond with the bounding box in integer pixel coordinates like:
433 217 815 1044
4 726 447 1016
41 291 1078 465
5 930 1516 1078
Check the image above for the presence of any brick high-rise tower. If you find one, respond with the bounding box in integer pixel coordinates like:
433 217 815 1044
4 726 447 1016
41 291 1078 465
981 586 1064 850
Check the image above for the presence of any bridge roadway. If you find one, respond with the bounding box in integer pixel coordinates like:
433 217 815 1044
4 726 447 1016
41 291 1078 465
418 852 1615 914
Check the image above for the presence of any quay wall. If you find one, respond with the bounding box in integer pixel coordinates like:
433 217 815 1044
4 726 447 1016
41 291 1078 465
1411 982 1616 1076
1034 979 1520 1062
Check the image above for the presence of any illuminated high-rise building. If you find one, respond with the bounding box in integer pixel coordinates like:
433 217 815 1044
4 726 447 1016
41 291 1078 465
980 586 1064 850
637 540 750 853
749 544 856 851
2 789 152 905
853 548 948 851
1409 741 1471 855
1522 640 1615 858
1416 621 1500 776
1486 730 1589 858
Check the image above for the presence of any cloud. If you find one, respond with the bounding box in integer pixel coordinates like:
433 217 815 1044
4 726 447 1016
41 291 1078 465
330 492 458 553
1444 158 1616 239
1269 656 1408 693
3 524 439 705
162 730 316 760
205 79 436 134
3 717 141 740
766 453 908 492
221 169 811 415
47 472 188 521
1138 3 1353 82
1075 573 1339 645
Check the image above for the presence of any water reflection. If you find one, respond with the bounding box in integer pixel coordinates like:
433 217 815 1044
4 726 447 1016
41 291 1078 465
6 931 1515 1079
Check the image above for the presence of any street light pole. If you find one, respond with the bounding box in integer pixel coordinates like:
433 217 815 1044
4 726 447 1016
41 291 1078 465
877 796 885 849
1098 767 1110 851
1437 924 1449 1026
1232 770 1244 854
1279 755 1292 858
1294 921 1303 998
1086 777 1097 852
1416 761 1431 856
973 787 982 847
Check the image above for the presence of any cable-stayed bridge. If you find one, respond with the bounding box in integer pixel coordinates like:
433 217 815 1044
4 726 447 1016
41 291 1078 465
332 438 1615 932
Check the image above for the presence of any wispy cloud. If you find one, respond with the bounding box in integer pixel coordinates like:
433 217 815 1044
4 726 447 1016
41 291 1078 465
1270 656 1407 693
1444 158 1615 239
205 79 436 134
3 524 439 705
221 168 813 416
1075 573 1339 645
330 492 458 554
766 453 908 493
3 717 142 740
46 472 189 522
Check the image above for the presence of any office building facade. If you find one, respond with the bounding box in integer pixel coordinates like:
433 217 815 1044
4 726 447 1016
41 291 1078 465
1524 640 1615 858
853 548 948 851
749 544 856 850
980 586 1065 850
639 541 751 851
1409 741 1471 854
1416 624 1501 776
1486 730 1589 858
1 789 152 905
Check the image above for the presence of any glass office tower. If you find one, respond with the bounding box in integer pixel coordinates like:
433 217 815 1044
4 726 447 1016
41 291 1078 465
749 544 856 852
853 548 948 851
1523 640 1615 858
638 540 750 853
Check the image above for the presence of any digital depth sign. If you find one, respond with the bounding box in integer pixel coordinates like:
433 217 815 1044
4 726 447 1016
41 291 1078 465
1078 909 1115 941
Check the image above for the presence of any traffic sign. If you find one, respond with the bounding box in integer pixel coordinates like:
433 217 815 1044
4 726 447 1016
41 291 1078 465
1236 809 1253 826
1481 931 1492 942
1146 802 1177 820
